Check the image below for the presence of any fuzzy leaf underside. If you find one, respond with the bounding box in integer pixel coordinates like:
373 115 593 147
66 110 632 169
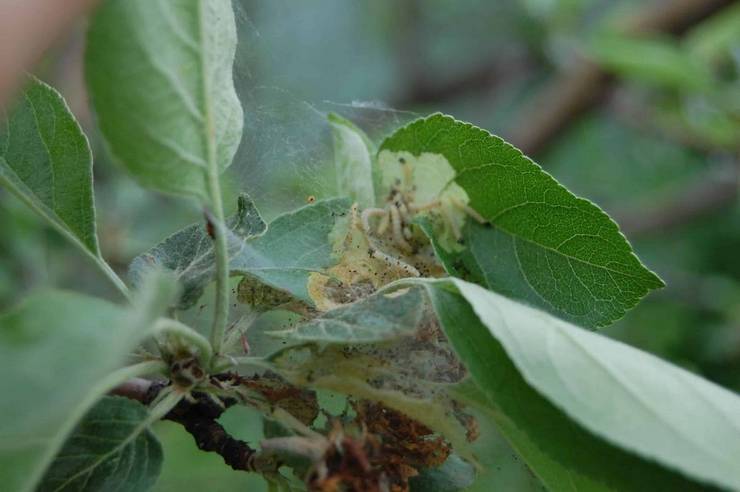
278 287 425 344
424 278 740 491
271 285 474 465
381 114 663 328
0 275 174 492
131 197 351 309
0 77 99 256
129 193 266 309
38 397 163 492
85 0 243 199
229 198 352 304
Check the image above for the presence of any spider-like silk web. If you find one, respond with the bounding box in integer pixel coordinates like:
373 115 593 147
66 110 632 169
230 2 418 220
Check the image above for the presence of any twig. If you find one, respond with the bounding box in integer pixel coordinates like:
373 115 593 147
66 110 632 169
507 0 736 156
157 387 262 472
111 372 316 474
112 377 262 472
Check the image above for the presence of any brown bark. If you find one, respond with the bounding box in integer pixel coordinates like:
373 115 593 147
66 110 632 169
113 377 263 472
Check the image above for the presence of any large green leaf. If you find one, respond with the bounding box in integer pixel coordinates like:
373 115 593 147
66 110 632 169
450 379 702 492
0 78 126 293
0 276 175 492
130 193 266 309
328 112 375 208
38 397 163 492
0 77 97 254
423 278 740 490
381 114 663 328
85 0 242 200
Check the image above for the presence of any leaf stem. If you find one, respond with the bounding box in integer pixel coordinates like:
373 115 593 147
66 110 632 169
154 317 213 367
205 178 229 357
146 387 184 421
96 257 132 301
111 360 169 381
212 355 271 373
198 0 230 357
0 171 132 302
91 360 168 401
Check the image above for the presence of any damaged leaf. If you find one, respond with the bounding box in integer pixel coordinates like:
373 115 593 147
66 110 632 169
273 287 424 344
231 198 352 305
307 204 433 312
271 298 474 468
329 112 375 209
381 114 663 328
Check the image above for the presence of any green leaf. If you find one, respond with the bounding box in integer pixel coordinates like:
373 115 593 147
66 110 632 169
130 193 266 309
328 112 375 208
0 77 97 254
424 278 740 490
450 379 701 492
381 114 663 328
462 407 544 492
0 78 126 295
0 276 173 492
38 396 163 492
230 198 352 305
85 0 243 200
274 286 425 344
589 34 712 91
132 197 350 309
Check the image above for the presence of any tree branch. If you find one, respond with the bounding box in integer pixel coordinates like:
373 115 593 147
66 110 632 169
507 0 736 157
112 372 317 473
112 377 261 472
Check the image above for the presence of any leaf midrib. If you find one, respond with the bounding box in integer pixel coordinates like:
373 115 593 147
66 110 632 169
552 323 734 473
50 418 149 492
195 0 218 182
409 153 657 283
23 91 57 216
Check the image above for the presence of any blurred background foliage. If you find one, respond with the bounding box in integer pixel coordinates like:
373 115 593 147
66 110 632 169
1 0 738 489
